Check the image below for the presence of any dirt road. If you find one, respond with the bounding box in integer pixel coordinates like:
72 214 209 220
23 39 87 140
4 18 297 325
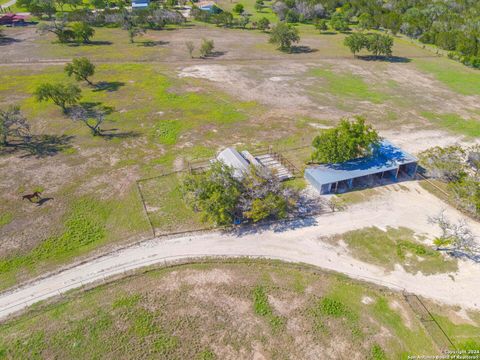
1 181 479 321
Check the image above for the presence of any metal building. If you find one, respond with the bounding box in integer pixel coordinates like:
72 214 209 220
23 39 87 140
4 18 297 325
305 140 418 194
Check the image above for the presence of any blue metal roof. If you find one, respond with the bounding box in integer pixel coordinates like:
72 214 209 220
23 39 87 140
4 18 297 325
305 140 417 186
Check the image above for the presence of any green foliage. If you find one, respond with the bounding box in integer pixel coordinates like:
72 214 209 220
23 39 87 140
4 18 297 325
244 192 287 223
233 3 244 14
182 162 241 225
344 33 393 57
343 32 367 56
269 22 300 52
329 12 349 31
358 13 375 30
182 163 298 225
257 17 270 31
311 116 379 163
65 57 96 85
314 18 328 32
17 0 55 17
310 297 360 336
71 22 95 44
252 285 284 331
366 33 393 57
35 82 82 113
199 39 215 58
418 145 466 182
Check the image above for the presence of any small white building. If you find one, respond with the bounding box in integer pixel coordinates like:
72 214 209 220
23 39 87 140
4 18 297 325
216 147 251 179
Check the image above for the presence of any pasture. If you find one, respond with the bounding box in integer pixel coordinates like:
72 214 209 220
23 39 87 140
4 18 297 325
1 261 479 359
1 19 480 290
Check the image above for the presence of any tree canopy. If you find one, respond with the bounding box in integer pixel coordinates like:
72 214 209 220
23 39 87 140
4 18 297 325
65 57 96 85
35 83 82 113
311 116 380 164
182 162 298 225
269 22 300 52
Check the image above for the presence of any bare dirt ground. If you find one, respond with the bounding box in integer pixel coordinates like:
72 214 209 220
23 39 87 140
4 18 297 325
1 180 480 321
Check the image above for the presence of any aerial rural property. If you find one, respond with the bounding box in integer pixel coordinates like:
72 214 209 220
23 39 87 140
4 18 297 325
1 0 480 358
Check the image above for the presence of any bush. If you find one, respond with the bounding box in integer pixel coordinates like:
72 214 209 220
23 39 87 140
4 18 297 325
199 38 215 57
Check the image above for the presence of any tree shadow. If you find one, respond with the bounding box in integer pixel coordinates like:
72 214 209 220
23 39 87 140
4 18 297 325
0 36 22 46
67 40 113 47
226 215 319 237
358 55 411 63
138 40 169 47
0 134 75 158
318 31 337 35
204 50 227 58
290 45 317 54
78 101 115 114
93 81 125 92
99 129 141 140
443 249 480 263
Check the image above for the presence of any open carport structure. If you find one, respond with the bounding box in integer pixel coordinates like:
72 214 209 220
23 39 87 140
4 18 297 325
305 140 418 194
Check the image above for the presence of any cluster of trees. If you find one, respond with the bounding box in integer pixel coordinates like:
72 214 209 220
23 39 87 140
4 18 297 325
344 32 393 57
185 38 215 58
38 17 95 44
419 145 480 217
191 6 252 29
272 0 480 68
182 162 299 225
311 116 379 164
21 0 186 44
34 57 109 136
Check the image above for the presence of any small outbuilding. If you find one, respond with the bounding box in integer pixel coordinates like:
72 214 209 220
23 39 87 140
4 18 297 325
131 0 150 9
305 140 418 194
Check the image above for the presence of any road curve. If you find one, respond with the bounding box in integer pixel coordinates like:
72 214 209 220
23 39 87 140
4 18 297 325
1 182 480 321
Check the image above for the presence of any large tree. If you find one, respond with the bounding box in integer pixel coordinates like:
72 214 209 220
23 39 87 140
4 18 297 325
366 34 393 57
269 22 300 52
71 22 95 44
35 83 82 113
344 32 367 57
0 105 30 146
311 116 380 163
65 57 96 86
182 162 242 225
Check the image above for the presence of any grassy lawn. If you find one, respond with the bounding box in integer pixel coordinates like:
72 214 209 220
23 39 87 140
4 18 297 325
3 260 477 359
308 67 388 104
339 227 458 275
421 112 480 138
415 58 480 96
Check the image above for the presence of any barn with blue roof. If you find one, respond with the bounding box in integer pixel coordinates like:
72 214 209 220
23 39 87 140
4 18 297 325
305 140 418 194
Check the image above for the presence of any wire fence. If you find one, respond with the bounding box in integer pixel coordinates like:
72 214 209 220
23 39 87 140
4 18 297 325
403 293 456 351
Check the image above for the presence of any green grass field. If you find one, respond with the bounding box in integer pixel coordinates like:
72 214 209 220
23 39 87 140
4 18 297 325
339 227 458 275
2 261 478 359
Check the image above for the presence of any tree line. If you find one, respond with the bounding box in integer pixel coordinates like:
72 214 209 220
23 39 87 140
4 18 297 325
270 0 480 68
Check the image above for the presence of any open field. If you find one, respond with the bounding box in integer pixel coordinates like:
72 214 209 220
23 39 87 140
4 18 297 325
1 18 480 292
1 261 479 359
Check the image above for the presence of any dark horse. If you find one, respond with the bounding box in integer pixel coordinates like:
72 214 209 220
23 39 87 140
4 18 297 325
22 191 42 202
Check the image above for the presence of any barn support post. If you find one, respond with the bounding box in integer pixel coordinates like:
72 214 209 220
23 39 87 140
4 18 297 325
347 179 353 189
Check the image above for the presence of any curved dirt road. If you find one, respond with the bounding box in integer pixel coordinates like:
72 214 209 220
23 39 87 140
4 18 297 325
1 182 479 321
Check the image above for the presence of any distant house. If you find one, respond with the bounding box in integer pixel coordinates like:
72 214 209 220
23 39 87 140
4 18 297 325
0 13 28 26
196 0 221 13
305 140 418 194
131 0 149 9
